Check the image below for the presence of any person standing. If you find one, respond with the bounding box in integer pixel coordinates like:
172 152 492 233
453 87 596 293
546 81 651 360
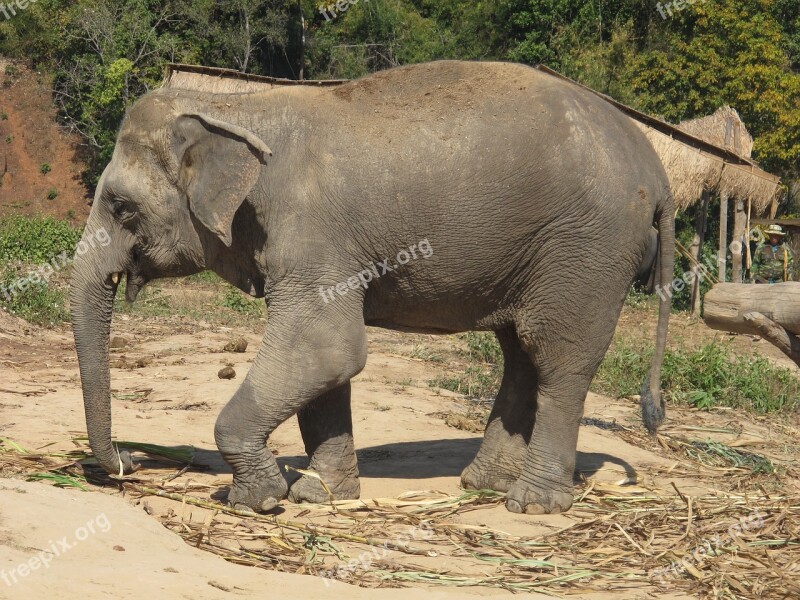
752 224 794 283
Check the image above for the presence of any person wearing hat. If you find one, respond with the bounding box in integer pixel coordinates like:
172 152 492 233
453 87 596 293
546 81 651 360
752 224 794 283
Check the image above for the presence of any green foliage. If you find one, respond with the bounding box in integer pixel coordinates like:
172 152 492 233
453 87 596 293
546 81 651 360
429 366 500 400
0 0 796 189
188 270 222 284
627 0 800 177
221 285 263 316
4 135 12 144
463 332 503 364
593 339 800 414
47 188 58 200
429 332 503 400
39 163 51 175
0 270 69 325
0 216 81 325
0 215 82 264
0 111 7 120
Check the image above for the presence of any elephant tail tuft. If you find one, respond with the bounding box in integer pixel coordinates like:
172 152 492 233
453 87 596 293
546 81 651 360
640 375 665 434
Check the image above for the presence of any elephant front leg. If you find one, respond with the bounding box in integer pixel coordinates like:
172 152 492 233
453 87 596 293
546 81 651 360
214 290 367 512
289 382 360 503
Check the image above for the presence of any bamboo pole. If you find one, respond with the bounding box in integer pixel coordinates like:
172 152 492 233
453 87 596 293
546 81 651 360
718 192 729 282
690 190 710 315
731 199 746 283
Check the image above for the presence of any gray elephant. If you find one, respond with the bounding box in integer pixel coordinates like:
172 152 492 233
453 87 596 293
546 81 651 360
70 60 673 515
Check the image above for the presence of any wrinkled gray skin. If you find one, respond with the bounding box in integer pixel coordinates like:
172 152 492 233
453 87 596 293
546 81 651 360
70 61 673 514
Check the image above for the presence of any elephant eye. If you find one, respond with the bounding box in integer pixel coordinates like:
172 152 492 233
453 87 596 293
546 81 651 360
111 198 135 219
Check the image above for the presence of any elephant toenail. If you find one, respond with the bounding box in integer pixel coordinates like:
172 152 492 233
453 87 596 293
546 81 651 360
524 503 547 515
260 497 279 512
506 498 523 513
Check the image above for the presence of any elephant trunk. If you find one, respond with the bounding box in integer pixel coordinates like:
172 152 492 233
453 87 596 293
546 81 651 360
70 239 136 476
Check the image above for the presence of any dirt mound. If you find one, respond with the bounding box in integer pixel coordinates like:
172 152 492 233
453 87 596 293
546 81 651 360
0 59 90 222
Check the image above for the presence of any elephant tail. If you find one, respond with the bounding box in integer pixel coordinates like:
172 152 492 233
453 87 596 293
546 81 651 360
640 194 674 434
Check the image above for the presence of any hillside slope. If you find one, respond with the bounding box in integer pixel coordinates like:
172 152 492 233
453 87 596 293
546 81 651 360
0 59 90 221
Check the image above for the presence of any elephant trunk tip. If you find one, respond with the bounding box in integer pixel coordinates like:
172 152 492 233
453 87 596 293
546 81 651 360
639 378 665 434
92 444 138 478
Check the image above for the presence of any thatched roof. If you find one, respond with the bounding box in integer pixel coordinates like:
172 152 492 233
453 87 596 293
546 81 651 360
534 66 782 215
162 63 782 216
677 106 754 157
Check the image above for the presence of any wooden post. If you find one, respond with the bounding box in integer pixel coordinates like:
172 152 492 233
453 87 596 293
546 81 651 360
718 191 729 282
731 198 746 283
690 190 710 315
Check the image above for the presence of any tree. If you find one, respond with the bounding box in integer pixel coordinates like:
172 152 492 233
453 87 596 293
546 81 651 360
626 0 800 178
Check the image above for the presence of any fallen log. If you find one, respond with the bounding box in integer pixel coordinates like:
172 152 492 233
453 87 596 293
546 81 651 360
703 282 800 366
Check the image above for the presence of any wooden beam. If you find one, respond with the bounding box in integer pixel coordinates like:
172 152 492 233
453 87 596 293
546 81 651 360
703 283 800 367
703 282 800 335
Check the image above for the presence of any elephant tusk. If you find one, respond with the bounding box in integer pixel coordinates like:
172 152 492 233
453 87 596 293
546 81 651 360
111 272 120 285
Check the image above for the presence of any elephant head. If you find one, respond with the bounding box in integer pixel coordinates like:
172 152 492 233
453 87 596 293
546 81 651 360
70 93 271 476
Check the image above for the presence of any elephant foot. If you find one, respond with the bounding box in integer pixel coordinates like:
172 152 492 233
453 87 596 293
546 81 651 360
460 459 519 493
223 452 288 513
227 475 288 513
505 479 574 514
288 469 360 504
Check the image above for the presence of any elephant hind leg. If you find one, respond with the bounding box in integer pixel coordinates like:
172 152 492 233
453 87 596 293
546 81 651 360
461 327 537 492
289 381 360 503
506 299 622 514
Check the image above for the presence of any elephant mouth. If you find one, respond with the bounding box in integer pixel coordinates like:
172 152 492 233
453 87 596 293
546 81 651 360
124 270 148 302
109 248 149 303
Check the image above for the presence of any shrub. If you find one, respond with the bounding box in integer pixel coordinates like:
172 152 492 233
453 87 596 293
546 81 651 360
0 111 7 120
593 339 800 414
47 189 58 200
0 271 69 325
221 285 263 316
0 215 82 265
40 163 52 175
428 332 503 400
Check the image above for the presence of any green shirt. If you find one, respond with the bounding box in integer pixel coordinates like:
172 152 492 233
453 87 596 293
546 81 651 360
752 243 794 282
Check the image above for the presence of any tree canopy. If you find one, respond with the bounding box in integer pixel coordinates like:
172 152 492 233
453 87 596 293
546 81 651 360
0 0 797 184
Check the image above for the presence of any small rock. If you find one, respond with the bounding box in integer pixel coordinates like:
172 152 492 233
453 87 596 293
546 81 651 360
110 336 127 349
218 366 236 380
113 545 125 551
223 337 248 353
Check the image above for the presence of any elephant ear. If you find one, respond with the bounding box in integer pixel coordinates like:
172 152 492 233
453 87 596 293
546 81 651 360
172 113 272 246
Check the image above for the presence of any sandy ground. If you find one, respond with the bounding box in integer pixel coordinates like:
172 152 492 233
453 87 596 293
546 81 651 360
0 305 796 599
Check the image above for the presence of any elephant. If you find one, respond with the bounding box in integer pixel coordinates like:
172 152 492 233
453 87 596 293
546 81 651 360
70 60 673 515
